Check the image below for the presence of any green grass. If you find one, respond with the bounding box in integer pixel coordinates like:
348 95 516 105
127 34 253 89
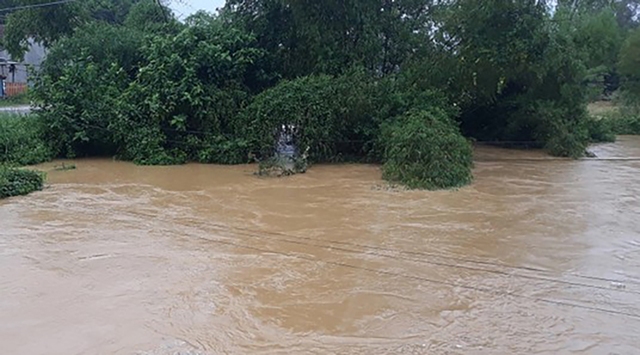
0 94 30 108
587 101 640 138
591 110 640 136
587 101 618 116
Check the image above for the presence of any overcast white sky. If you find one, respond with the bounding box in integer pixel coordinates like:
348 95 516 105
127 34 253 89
170 0 226 19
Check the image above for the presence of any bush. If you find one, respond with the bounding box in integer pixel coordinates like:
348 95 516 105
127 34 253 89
609 108 640 135
545 129 588 158
0 114 52 166
33 22 144 158
113 13 266 165
0 166 45 199
585 116 616 143
613 115 640 135
238 75 344 161
381 109 473 190
237 72 380 162
532 101 590 158
590 107 640 136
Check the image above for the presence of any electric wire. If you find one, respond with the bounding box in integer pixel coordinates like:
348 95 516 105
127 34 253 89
206 222 640 288
198 221 640 295
0 0 78 13
186 230 640 320
24 125 640 318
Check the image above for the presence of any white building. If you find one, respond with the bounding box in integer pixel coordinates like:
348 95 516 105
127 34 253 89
0 24 46 84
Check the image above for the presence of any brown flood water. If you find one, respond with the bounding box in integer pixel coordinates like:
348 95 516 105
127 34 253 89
2 137 640 355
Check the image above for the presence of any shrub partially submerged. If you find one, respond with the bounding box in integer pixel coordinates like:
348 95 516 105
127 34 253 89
0 166 45 199
381 109 473 190
254 147 310 177
238 73 378 163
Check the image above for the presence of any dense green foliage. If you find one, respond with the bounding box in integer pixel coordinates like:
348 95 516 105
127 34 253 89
113 13 266 165
238 73 379 162
591 109 640 135
3 0 640 189
0 165 45 199
586 117 617 143
32 22 145 158
382 110 473 190
1 0 175 58
0 114 52 166
611 114 640 134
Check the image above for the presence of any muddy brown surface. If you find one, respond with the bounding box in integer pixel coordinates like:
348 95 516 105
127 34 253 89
1 137 640 354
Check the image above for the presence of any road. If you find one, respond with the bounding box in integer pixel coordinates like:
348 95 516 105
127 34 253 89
0 105 32 114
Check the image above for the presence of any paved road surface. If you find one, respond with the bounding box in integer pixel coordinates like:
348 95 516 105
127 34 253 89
0 105 31 114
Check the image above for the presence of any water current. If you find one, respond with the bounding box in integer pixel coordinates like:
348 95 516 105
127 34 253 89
1 137 640 354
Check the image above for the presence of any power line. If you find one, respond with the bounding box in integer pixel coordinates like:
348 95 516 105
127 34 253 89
0 0 78 13
199 222 640 295
34 125 640 317
211 223 640 287
185 229 640 320
47 124 639 290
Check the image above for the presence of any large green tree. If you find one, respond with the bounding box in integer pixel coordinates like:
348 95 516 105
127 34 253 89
223 0 438 77
1 0 173 59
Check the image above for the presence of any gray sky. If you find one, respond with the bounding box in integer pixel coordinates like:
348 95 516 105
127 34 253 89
170 0 226 19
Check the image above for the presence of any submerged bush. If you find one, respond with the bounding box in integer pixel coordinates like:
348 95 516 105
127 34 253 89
545 129 589 158
381 109 473 190
0 114 52 166
0 166 45 199
238 72 379 162
532 102 590 158
238 75 343 161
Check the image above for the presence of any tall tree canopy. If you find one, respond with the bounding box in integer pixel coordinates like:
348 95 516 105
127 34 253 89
0 0 173 59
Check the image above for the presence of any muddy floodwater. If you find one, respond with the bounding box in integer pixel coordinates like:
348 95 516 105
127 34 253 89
2 138 640 355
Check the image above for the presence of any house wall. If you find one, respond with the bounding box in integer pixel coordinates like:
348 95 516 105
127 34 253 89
0 41 46 83
0 24 47 84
